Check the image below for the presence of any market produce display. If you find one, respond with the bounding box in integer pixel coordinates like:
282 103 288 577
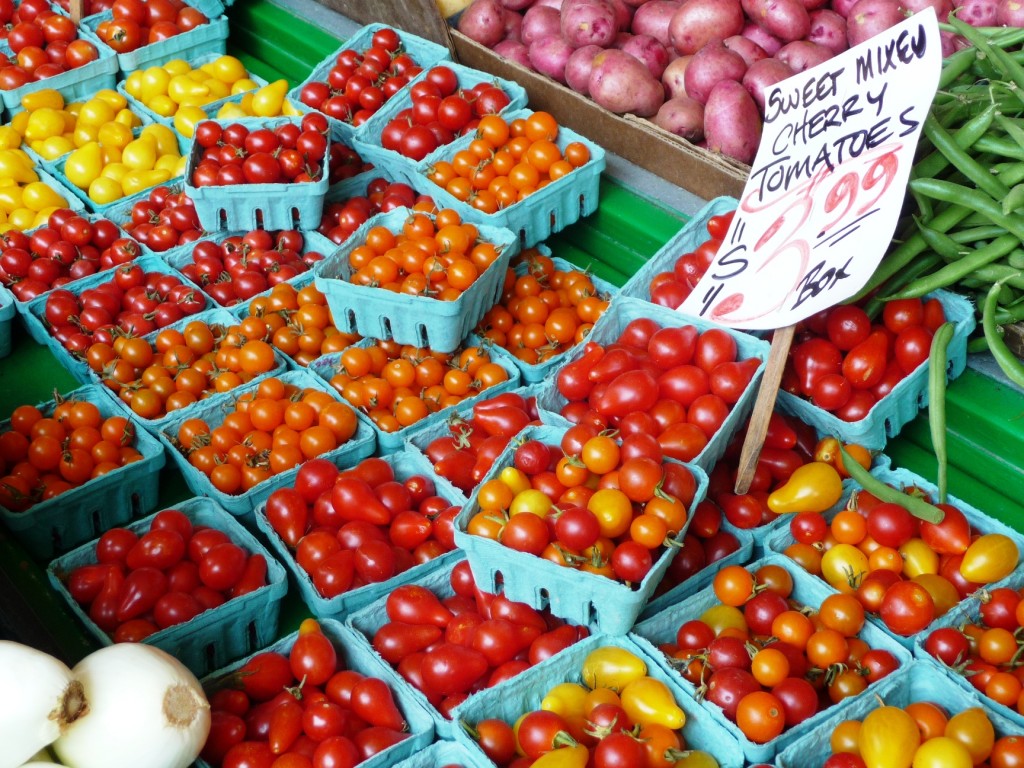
0 0 101 89
2 6 1024 768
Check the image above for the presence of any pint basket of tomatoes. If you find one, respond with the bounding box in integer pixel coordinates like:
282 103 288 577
412 108 606 249
313 206 519 353
536 295 770 473
184 114 333 232
0 383 165 560
254 448 465 620
83 3 228 77
632 554 910 763
351 60 527 181
389 740 491 768
915 568 1024 727
453 423 709 635
196 618 436 768
773 658 1022 768
763 464 1024 649
287 23 452 142
451 632 747 768
0 5 118 114
46 495 288 676
157 368 376 517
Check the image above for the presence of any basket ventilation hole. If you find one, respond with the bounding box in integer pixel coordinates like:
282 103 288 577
380 316 393 341
289 208 301 228
255 209 265 229
578 193 587 215
492 570 505 591
91 509 102 534
217 209 228 229
586 602 598 625
345 308 357 331
130 492 142 515
247 620 259 651
51 528 62 554
416 324 429 348
537 587 551 610
885 417 896 436
205 643 216 672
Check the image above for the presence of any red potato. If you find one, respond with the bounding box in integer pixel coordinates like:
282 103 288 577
807 9 848 54
684 40 748 104
501 0 537 9
503 9 525 40
724 35 769 66
845 0 906 45
941 30 969 55
617 32 671 78
561 0 620 47
653 95 705 140
902 0 953 18
741 21 783 54
536 0 561 5
959 0 999 24
528 34 576 81
459 0 508 47
704 79 762 164
631 0 682 47
495 38 533 66
799 0 831 10
741 57 794 111
775 39 834 71
589 48 666 115
609 0 637 30
669 0 745 55
742 0 811 42
662 54 693 98
565 43 604 93
522 4 561 44
831 0 860 15
998 0 1024 24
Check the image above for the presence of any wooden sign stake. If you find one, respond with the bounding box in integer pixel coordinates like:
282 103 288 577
70 0 83 25
733 324 796 494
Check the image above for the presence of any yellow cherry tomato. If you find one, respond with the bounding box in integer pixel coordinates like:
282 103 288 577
64 143 104 189
498 466 531 496
8 207 38 230
20 88 64 112
20 182 68 212
154 154 180 175
88 176 123 204
100 162 129 182
204 79 231 100
251 79 288 117
509 489 552 517
0 151 37 184
230 77 258 95
674 751 720 768
540 682 588 721
77 99 115 127
162 58 191 76
699 604 748 635
208 54 247 83
960 534 1019 584
821 543 870 594
216 101 249 119
173 105 207 138
530 745 589 768
123 70 146 99
121 138 157 171
23 109 65 142
140 66 172 102
121 169 171 197
93 89 127 111
581 646 647 691
114 108 142 128
620 676 685 729
913 736 973 768
281 98 303 117
36 136 73 161
860 706 921 768
140 124 180 157
168 74 211 106
911 573 959 617
10 110 31 135
899 538 939 578
97 121 134 151
767 461 844 514
73 123 101 147
0 126 22 149
945 707 995 764
587 488 633 539
147 95 178 118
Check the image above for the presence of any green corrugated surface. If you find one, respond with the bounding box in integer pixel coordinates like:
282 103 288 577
2 0 1023 666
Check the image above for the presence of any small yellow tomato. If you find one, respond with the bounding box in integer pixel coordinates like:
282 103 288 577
821 543 870 594
20 182 68 211
913 736 973 768
860 705 920 768
88 176 123 204
767 461 844 514
581 646 647 691
620 676 685 729
899 538 939 578
960 533 1019 584
20 88 64 112
251 79 288 117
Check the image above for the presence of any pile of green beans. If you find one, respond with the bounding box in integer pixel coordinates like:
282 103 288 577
856 18 1024 384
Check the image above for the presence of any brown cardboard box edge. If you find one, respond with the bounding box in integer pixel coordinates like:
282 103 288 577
450 32 750 202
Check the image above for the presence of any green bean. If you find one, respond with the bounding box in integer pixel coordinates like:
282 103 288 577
913 105 997 182
983 277 1024 388
915 220 967 262
852 205 975 301
939 47 977 88
968 336 991 353
885 234 1021 299
950 16 1024 93
1004 184 1024 215
995 302 1024 323
838 446 945 523
864 253 945 318
972 135 1024 161
928 322 955 504
909 179 1024 241
950 226 1009 243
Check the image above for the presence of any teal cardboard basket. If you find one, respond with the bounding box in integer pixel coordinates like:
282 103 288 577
390 739 495 768
46 496 288 677
775 659 1023 768
0 283 14 358
307 333 523 454
619 196 738 303
449 632 746 768
287 23 452 143
195 619 435 768
21 252 207 385
410 108 606 249
632 553 913 764
762 464 1024 649
254 446 463 620
535 294 771 474
453 423 709 635
0 28 118 117
313 206 518 353
83 11 229 77
352 59 529 185
156 367 375 518
0 383 165 561
775 289 975 450
347 555 588 740
182 116 330 231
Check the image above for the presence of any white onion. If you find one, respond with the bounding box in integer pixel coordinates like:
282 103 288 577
52 644 210 768
0 641 79 768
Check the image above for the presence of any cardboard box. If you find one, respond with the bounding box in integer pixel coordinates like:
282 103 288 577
314 0 750 200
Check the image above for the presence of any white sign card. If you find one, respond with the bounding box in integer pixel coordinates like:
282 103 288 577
678 9 942 330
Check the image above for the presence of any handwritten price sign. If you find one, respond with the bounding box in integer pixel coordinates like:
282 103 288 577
679 9 941 330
